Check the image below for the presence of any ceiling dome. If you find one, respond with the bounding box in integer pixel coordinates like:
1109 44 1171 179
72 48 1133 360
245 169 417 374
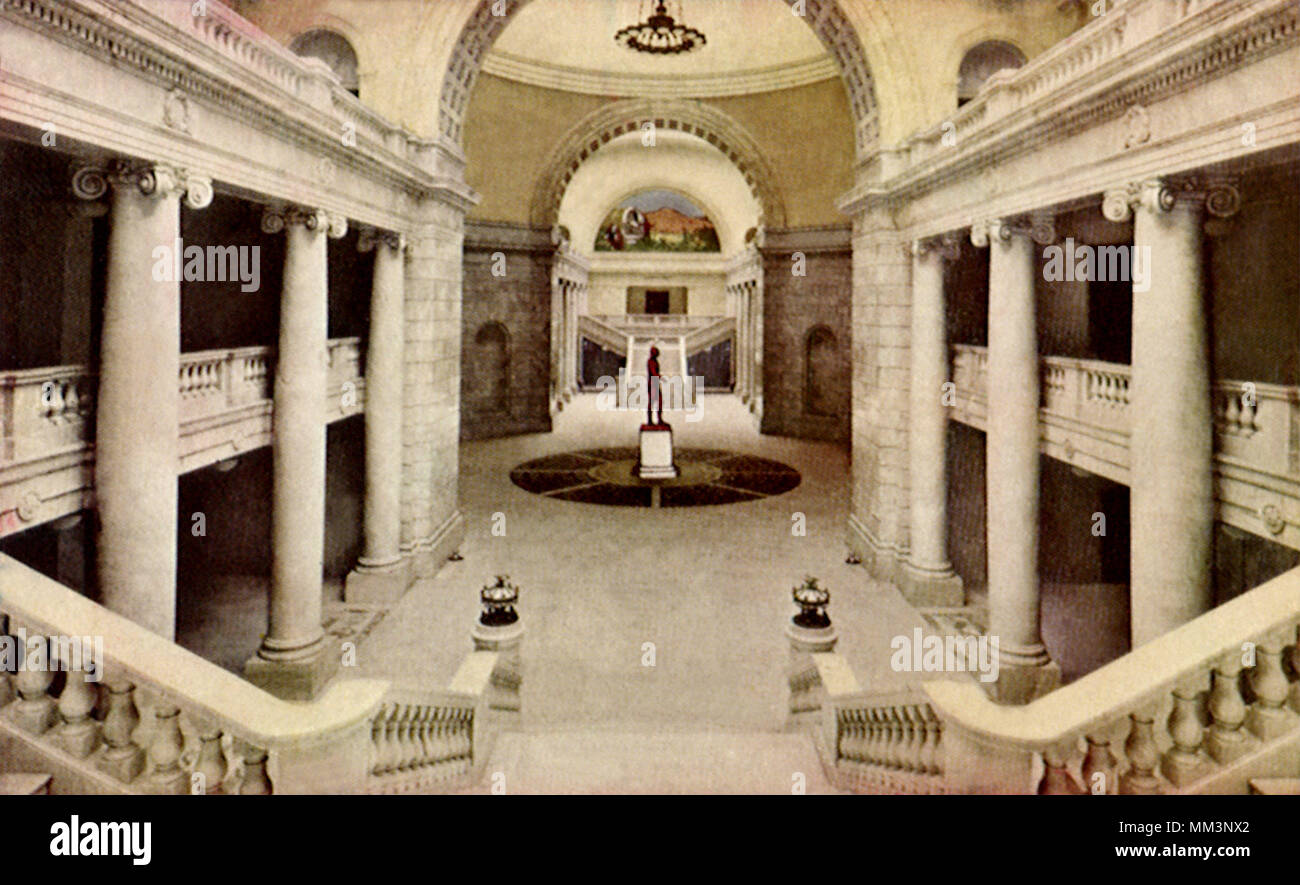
485 0 837 98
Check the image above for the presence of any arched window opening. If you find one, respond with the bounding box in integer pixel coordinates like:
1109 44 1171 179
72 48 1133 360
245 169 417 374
289 29 360 97
957 40 1026 107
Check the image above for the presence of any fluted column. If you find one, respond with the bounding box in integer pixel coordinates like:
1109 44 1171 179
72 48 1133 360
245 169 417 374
73 162 212 639
246 205 347 699
972 215 1060 704
1103 179 1237 646
902 237 963 606
346 230 410 603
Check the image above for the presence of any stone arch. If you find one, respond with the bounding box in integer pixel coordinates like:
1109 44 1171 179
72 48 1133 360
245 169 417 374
438 0 880 155
804 324 843 418
956 40 1026 106
467 321 510 416
529 99 786 231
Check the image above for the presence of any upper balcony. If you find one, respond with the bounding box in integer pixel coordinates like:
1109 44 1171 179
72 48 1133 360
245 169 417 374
951 343 1300 550
0 338 365 539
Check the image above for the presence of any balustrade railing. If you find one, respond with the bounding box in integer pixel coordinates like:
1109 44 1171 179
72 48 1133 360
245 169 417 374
0 553 386 794
364 687 477 794
924 564 1300 794
1 339 362 471
832 689 950 795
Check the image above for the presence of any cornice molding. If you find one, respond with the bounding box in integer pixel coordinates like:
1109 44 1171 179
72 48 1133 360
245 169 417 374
480 51 839 99
463 221 554 253
760 226 853 255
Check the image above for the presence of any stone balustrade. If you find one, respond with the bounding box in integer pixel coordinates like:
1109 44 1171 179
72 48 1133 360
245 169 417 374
833 689 950 795
0 340 365 539
0 552 387 794
924 563 1300 794
950 343 1300 549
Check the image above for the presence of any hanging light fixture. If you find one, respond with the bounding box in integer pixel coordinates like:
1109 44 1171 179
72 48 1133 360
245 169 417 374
615 1 707 55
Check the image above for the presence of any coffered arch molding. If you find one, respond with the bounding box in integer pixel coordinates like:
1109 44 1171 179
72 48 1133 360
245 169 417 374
438 0 884 157
530 99 787 231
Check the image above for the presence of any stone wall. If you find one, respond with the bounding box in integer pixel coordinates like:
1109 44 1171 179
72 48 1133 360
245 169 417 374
461 222 554 440
759 227 852 443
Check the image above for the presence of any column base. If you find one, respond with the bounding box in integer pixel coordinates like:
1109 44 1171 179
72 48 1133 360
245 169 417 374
900 562 964 607
990 658 1061 706
244 639 340 701
344 557 412 605
401 510 465 580
847 514 906 587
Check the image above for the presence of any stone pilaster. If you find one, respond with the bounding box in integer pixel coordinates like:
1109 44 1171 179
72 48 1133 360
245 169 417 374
73 161 212 639
245 205 347 700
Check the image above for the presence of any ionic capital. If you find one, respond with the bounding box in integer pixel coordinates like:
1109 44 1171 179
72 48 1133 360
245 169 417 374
261 206 349 238
910 231 964 261
1102 176 1240 223
358 226 406 254
72 161 212 209
970 213 1054 248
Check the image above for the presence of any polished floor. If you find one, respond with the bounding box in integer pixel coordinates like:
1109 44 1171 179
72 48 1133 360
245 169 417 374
354 393 944 733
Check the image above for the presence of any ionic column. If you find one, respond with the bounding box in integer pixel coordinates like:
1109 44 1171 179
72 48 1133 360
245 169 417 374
560 281 574 401
346 230 409 604
972 215 1060 704
1103 179 1238 645
73 162 212 639
246 206 347 699
751 280 764 416
902 236 962 606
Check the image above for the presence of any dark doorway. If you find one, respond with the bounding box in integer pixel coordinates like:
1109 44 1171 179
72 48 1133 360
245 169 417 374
644 290 670 315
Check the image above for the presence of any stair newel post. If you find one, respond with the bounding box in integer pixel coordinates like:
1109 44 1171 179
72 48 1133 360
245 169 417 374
12 628 56 735
474 575 525 734
1246 629 1292 741
1120 707 1163 795
1205 652 1251 764
1037 738 1084 795
147 702 188 794
55 647 101 758
98 678 145 782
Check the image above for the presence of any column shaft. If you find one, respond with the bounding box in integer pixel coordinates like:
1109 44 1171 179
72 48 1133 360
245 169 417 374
1130 196 1213 645
95 178 182 638
904 243 962 605
986 224 1057 702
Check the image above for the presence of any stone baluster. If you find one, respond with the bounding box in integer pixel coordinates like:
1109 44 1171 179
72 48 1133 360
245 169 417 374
147 704 187 794
1246 631 1293 741
1081 732 1118 795
873 709 890 766
1205 654 1251 764
457 708 473 760
193 726 227 794
420 708 438 767
381 705 401 774
1289 625 1300 715
397 706 416 771
1038 740 1084 795
886 709 904 769
919 707 941 775
97 679 145 782
1163 678 1208 786
369 708 388 775
56 662 100 758
899 707 919 772
1119 709 1163 795
850 710 868 762
237 747 272 795
12 635 56 735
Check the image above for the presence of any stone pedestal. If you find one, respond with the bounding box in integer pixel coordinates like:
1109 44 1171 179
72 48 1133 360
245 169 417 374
636 425 678 479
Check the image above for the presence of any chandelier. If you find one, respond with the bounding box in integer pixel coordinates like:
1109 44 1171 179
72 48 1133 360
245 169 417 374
615 1 707 55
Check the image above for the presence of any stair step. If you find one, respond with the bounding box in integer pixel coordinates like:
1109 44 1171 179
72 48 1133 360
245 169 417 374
467 730 838 795
1248 778 1300 795
0 773 53 795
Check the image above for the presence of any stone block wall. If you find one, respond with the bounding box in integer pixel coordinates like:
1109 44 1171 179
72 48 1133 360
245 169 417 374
759 227 852 443
461 222 554 440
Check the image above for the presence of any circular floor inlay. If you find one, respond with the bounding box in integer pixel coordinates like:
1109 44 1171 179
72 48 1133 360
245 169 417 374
510 447 801 508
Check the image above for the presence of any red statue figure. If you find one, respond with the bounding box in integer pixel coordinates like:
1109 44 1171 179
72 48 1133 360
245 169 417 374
646 345 663 426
